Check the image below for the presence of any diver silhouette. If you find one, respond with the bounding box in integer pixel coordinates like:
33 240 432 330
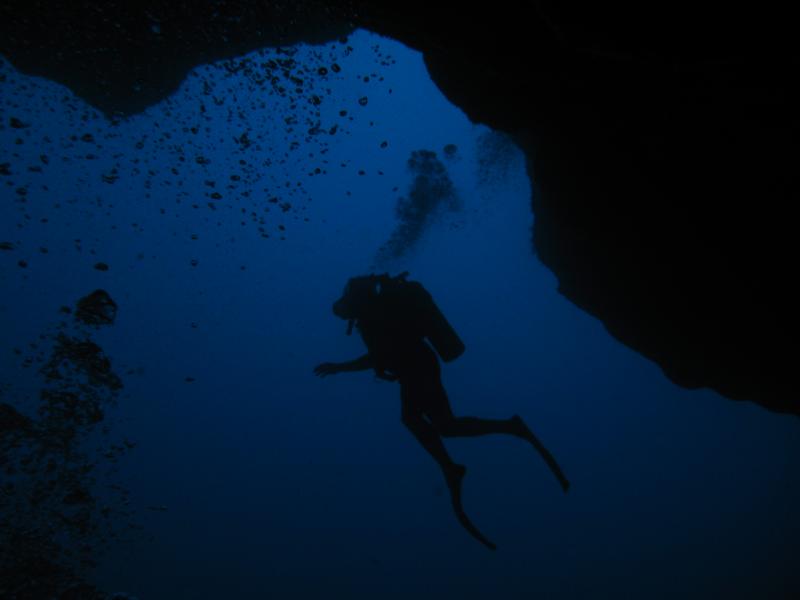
314 272 569 550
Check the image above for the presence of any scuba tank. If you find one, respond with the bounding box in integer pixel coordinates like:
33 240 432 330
422 287 466 362
392 274 465 362
337 272 465 362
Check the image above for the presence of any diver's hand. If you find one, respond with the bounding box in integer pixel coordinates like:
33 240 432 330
313 362 342 377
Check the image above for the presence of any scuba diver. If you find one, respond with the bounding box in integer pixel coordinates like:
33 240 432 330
313 272 570 550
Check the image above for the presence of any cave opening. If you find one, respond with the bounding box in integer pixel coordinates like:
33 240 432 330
1 27 800 600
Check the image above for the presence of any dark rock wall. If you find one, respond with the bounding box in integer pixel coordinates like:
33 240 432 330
0 1 354 117
1 1 796 413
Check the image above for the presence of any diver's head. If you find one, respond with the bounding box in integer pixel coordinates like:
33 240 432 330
332 275 379 320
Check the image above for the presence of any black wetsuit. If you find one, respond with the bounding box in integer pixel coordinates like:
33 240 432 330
356 289 453 427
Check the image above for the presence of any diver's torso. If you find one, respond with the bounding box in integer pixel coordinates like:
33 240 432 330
356 304 438 379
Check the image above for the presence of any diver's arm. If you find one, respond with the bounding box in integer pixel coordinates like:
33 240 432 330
338 353 374 372
313 354 373 377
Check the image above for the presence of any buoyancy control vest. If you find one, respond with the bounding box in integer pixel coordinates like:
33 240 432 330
337 272 465 363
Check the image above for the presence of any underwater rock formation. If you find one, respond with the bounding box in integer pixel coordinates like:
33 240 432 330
0 291 131 599
0 2 796 413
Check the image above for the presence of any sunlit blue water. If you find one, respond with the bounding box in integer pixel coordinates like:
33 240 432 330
1 29 799 600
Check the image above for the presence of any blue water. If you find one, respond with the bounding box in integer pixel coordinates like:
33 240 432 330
1 29 799 600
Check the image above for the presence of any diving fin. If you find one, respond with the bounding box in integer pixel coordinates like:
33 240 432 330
446 465 497 550
512 415 570 493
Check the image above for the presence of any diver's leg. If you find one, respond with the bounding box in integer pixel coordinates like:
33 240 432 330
426 389 545 442
437 416 519 437
431 398 520 439
419 377 518 439
400 398 466 495
401 401 458 472
425 383 570 492
402 393 498 549
437 414 570 492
